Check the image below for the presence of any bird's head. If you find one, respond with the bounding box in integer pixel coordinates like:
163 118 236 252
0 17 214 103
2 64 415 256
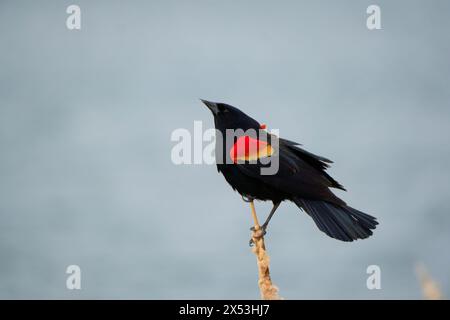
201 99 261 132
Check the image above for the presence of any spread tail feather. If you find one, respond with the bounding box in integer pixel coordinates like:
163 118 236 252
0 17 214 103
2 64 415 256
292 197 378 242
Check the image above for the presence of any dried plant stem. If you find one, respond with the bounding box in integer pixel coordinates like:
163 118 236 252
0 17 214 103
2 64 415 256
415 263 443 300
249 201 281 300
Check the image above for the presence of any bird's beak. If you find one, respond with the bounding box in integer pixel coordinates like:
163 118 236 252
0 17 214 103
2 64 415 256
201 99 219 115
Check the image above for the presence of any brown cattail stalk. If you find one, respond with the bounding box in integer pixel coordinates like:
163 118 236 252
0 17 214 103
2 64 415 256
249 201 282 300
415 263 443 300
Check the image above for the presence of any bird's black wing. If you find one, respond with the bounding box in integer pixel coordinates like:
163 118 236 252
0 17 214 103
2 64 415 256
231 135 378 241
279 138 346 190
233 138 346 206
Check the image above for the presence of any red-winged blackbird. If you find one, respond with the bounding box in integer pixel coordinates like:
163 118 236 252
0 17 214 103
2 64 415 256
202 99 378 242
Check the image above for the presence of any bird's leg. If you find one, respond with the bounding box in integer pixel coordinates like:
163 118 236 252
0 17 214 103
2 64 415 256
248 200 264 247
250 201 281 234
242 195 254 203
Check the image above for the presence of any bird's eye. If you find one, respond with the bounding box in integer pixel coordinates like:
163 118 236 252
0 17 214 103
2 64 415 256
218 104 229 113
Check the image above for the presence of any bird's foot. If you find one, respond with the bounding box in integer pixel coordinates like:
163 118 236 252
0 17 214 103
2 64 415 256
248 225 267 247
242 195 254 203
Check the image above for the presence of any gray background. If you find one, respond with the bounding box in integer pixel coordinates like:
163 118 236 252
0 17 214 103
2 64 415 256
1 0 449 299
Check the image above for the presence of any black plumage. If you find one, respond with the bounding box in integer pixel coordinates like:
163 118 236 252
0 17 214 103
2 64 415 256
202 100 378 242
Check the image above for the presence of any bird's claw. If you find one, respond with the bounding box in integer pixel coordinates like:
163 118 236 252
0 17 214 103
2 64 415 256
248 226 267 247
250 224 267 233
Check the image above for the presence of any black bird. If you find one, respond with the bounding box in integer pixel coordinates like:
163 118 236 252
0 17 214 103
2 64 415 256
202 99 378 242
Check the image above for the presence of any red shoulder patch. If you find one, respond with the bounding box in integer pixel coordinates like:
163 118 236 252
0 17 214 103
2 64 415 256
230 136 273 163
